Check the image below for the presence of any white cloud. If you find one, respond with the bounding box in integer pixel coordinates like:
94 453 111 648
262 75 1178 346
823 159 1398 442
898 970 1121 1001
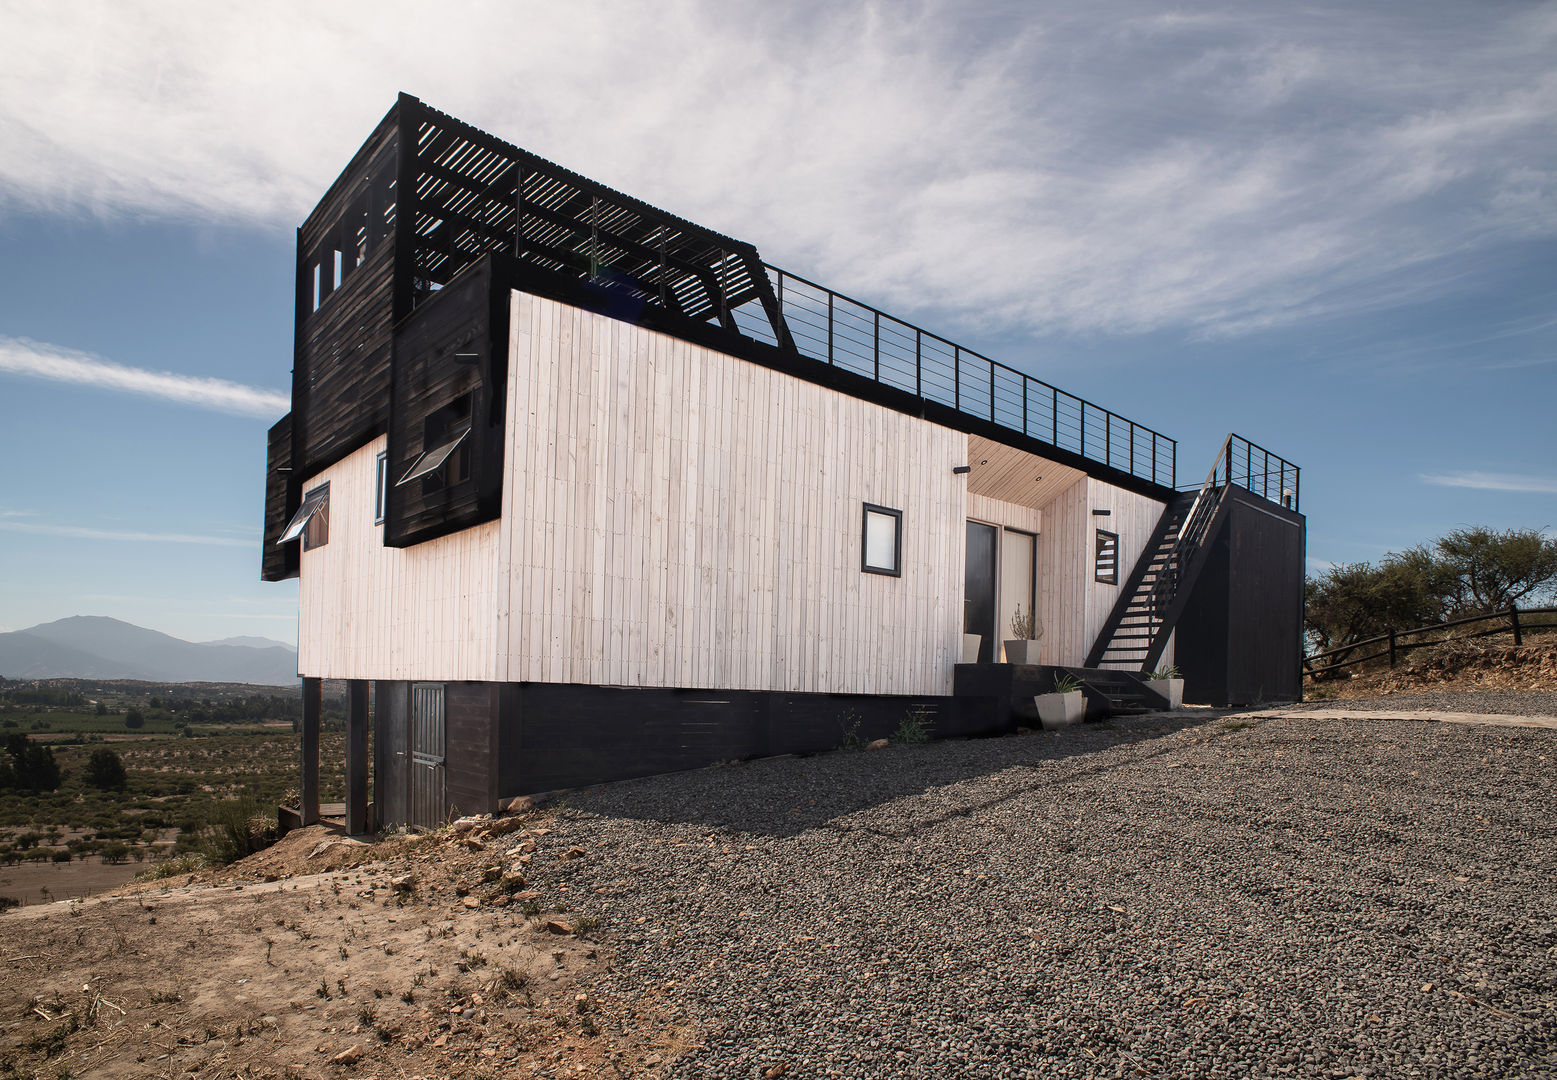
0 336 288 417
0 1 1553 340
1420 471 1557 494
0 520 252 547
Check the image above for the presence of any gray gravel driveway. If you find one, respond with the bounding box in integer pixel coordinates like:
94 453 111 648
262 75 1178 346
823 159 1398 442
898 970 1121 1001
514 711 1556 1079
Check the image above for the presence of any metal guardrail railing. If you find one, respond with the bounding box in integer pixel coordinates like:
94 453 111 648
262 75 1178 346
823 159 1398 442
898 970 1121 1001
1180 433 1299 512
730 265 1179 488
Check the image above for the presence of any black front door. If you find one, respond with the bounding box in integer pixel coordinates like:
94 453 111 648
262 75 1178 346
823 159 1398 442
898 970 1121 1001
965 521 998 663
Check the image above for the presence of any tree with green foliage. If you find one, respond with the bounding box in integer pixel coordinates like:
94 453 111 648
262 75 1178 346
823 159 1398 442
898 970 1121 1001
1428 526 1557 613
1307 525 1557 662
124 708 144 730
95 700 107 716
84 747 128 791
1 734 61 792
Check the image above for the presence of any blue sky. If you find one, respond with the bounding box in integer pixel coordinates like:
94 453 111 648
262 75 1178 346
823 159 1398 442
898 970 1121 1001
1 0 1554 647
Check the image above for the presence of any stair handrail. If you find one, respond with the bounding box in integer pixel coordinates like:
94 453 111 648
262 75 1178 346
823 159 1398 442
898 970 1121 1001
1152 435 1232 611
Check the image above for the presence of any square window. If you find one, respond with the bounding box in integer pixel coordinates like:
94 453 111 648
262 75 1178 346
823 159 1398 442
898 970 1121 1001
862 503 902 577
1095 528 1118 585
374 451 388 524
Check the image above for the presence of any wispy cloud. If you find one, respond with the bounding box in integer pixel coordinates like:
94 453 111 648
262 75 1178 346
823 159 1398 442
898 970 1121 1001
0 2 1552 340
0 520 253 547
1421 470 1557 494
0 337 288 417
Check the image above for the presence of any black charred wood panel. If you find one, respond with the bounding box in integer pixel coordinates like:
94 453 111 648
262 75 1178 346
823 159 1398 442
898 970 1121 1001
296 241 396 468
444 682 498 817
495 684 993 797
289 105 400 509
385 258 508 547
262 413 298 582
1177 488 1305 705
374 681 410 830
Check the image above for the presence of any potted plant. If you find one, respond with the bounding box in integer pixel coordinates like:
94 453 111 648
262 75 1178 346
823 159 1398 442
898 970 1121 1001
1034 671 1086 729
1147 665 1184 709
962 633 983 664
1004 605 1044 665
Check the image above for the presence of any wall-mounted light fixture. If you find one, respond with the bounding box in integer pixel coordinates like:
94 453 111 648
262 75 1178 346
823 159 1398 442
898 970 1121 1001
1092 508 1112 516
952 465 971 475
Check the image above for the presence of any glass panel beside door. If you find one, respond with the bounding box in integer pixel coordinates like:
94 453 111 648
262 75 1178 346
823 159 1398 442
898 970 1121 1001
964 521 998 663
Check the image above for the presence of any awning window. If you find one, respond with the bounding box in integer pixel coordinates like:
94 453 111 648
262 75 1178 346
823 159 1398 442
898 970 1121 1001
278 484 330 545
397 425 471 486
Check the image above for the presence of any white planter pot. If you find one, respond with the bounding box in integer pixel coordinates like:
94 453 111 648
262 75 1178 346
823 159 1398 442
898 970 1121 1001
1148 678 1184 709
962 633 983 664
1003 639 1042 665
1034 690 1085 729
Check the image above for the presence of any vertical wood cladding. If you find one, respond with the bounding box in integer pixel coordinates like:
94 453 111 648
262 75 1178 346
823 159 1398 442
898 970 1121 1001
499 292 968 696
443 682 498 817
296 436 503 681
262 413 299 581
1176 488 1305 704
1034 477 1165 668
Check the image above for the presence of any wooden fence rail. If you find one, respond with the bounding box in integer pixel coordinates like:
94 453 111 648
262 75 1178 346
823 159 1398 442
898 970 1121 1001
1303 605 1557 680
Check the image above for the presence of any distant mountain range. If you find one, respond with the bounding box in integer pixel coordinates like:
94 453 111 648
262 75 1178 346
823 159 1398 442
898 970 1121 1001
0 617 298 686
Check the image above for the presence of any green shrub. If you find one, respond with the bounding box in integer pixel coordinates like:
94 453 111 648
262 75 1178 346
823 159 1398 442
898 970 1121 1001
199 799 274 866
98 841 130 864
890 705 934 745
50 849 71 863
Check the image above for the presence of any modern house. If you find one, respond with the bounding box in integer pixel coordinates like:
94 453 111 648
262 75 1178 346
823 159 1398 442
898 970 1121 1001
264 95 1304 831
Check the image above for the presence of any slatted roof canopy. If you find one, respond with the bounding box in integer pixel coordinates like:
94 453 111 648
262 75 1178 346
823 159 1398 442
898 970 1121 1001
408 99 770 327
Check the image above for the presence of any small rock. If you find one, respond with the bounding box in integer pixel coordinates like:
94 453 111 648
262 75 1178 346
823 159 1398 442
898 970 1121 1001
449 815 489 835
866 739 890 750
389 873 416 891
331 1044 363 1065
480 865 502 883
461 837 488 852
558 846 586 860
501 795 535 814
644 1053 662 1065
482 815 528 838
765 1065 789 1079
545 919 575 935
462 897 481 909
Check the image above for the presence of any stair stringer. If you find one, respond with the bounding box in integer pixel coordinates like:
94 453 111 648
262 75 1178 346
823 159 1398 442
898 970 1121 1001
1084 492 1195 668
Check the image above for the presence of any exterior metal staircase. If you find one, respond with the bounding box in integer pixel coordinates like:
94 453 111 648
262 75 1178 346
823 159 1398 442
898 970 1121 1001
1085 437 1241 671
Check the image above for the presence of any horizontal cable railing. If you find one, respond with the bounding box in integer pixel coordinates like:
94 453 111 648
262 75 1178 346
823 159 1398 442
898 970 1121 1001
1179 433 1299 512
755 265 1178 488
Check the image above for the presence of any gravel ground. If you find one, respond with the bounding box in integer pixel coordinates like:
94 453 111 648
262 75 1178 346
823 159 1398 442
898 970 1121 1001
1279 691 1557 717
510 712 1556 1079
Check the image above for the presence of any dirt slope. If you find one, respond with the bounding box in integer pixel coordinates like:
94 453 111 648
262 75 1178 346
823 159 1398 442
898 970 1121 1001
0 819 690 1079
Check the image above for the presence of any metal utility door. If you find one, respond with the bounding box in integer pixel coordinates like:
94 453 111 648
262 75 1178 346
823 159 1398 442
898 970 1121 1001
410 683 446 829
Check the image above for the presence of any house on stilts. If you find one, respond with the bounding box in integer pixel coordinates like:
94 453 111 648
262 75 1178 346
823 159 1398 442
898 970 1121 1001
263 95 1305 832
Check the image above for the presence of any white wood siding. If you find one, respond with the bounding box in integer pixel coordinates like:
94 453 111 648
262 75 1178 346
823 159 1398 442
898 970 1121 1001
1034 478 1089 665
297 437 503 680
1082 478 1166 656
497 292 967 695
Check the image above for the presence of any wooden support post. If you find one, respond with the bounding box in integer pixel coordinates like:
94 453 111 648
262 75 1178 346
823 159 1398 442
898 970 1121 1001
346 680 370 836
1510 604 1522 646
301 677 321 827
1387 627 1397 669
